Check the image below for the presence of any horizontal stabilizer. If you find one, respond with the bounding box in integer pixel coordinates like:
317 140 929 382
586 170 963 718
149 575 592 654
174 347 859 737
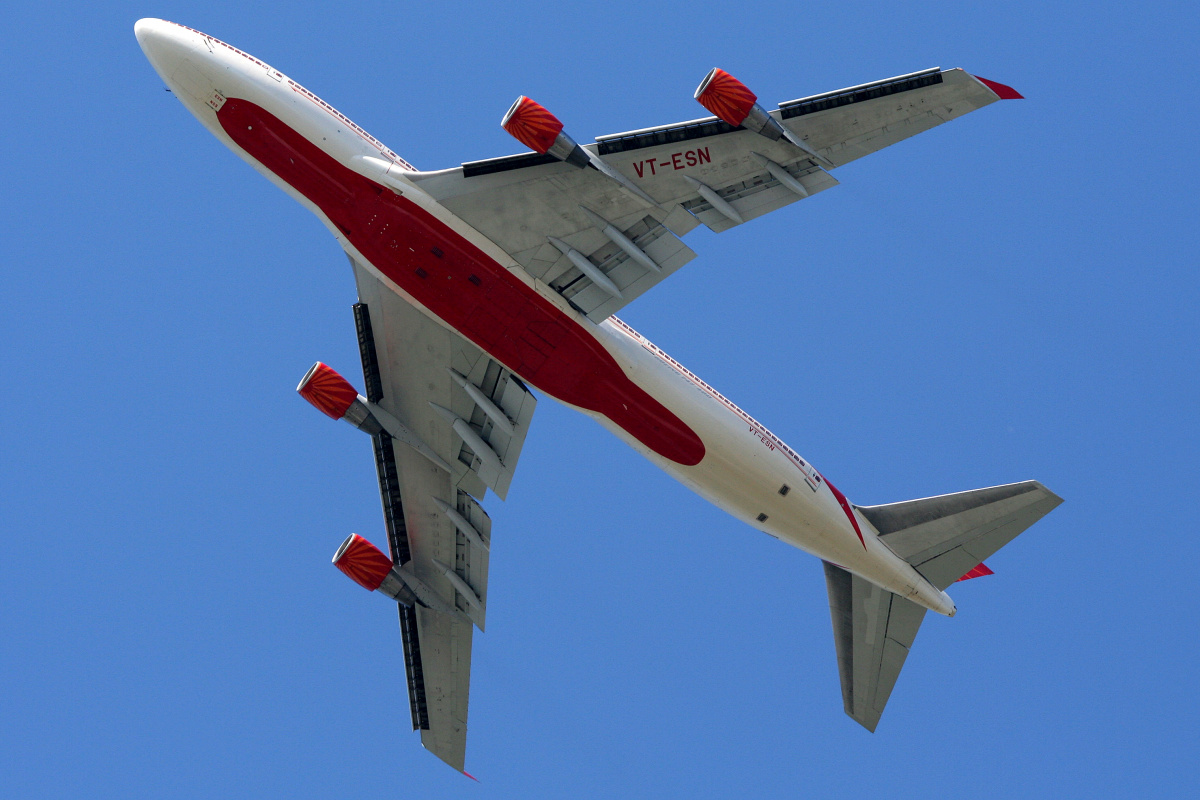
857 481 1063 591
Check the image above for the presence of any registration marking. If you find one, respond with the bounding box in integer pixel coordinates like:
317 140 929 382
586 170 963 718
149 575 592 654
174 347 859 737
631 147 711 178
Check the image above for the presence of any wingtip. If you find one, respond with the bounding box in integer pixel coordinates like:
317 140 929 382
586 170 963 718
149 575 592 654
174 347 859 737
973 75 1024 100
463 771 480 782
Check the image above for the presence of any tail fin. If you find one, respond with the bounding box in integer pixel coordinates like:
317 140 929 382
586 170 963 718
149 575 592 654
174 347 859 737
824 480 1062 731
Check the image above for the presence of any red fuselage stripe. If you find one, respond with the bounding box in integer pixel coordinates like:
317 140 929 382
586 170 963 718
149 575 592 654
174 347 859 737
217 98 705 466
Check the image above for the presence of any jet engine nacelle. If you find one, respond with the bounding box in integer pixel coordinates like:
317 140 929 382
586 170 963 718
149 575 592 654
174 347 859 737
694 68 829 165
501 96 661 207
296 361 384 435
502 96 590 168
295 361 455 473
332 534 472 625
333 533 410 598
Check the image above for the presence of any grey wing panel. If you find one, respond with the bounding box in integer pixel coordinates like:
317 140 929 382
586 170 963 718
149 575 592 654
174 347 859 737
414 594 474 770
416 164 702 323
354 261 488 500
858 481 1064 591
358 321 429 729
353 264 514 771
823 561 928 732
777 67 1001 169
353 257 536 502
407 69 1000 321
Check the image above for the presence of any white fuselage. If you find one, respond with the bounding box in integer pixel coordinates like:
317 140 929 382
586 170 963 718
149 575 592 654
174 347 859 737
136 19 955 616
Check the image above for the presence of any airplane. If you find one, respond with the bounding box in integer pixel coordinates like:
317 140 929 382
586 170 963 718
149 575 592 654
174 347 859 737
135 18 1062 773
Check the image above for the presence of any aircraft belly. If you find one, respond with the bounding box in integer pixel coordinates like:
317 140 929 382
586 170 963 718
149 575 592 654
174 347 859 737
590 323 951 610
157 35 951 614
203 95 704 466
157 32 709 470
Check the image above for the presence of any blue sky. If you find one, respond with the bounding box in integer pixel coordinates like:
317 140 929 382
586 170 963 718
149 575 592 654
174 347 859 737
3 1 1197 797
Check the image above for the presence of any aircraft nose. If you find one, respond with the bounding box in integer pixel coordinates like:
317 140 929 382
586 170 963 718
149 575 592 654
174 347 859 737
134 18 196 81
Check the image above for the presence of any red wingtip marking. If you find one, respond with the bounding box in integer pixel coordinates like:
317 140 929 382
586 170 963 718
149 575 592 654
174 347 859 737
956 562 995 582
974 76 1023 100
462 771 479 782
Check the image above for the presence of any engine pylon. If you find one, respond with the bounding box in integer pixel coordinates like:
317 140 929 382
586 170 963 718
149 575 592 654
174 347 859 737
296 362 452 472
296 362 384 434
332 534 474 626
502 96 590 166
501 96 660 207
694 68 831 166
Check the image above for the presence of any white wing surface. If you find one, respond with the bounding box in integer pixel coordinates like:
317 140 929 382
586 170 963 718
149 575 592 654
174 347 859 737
410 68 1008 322
350 257 537 771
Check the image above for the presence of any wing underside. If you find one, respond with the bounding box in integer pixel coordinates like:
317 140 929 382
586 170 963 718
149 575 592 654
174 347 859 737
351 259 537 771
410 67 1007 322
335 67 1019 761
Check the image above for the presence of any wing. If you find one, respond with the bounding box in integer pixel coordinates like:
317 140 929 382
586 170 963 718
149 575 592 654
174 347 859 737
350 257 537 771
822 561 928 732
409 68 1009 322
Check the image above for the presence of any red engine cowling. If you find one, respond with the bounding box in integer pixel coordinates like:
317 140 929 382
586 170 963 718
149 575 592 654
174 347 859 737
501 96 564 154
296 362 384 435
501 96 590 168
297 361 358 420
332 534 394 591
694 67 758 127
331 534 451 617
693 67 829 166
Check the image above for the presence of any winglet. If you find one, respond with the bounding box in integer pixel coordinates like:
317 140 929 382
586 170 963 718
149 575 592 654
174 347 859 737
463 771 480 782
956 562 995 582
973 75 1023 100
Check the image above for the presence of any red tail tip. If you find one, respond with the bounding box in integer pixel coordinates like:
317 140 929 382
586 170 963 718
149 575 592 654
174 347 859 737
974 76 1023 100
